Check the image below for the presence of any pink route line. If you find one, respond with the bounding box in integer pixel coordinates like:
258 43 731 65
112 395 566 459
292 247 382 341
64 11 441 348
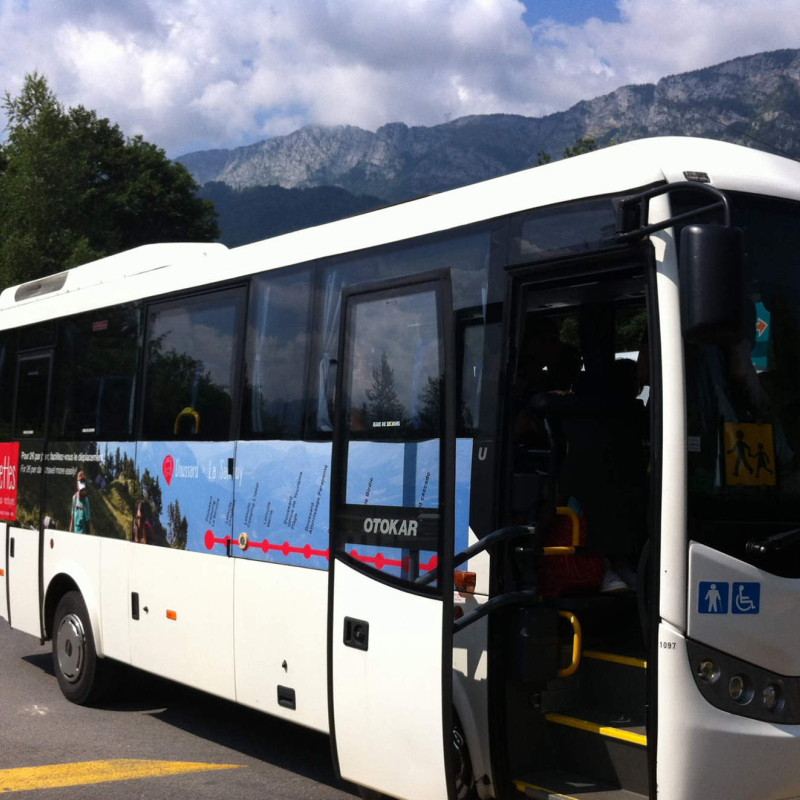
203 529 438 572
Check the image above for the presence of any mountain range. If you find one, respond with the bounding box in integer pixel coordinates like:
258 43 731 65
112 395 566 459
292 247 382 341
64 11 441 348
179 48 800 246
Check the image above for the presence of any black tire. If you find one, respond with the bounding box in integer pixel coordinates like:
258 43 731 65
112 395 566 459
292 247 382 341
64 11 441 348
357 788 383 800
452 719 477 800
52 591 114 705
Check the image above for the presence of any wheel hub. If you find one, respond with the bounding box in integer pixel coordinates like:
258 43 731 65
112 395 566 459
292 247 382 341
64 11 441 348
56 612 86 684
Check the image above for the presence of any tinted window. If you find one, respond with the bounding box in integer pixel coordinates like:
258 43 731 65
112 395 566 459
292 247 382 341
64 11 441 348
15 354 52 439
50 306 141 441
142 289 244 441
19 321 56 351
243 268 311 439
508 198 617 264
0 331 16 440
311 226 499 435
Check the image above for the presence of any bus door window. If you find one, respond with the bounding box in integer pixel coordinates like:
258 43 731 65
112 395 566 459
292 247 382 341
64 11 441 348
339 287 444 584
14 352 52 441
50 305 141 442
0 331 18 442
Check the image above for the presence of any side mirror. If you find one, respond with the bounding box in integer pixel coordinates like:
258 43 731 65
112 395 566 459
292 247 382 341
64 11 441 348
679 224 746 344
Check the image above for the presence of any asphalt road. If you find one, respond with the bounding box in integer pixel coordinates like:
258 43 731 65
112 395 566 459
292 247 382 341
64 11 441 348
0 622 357 799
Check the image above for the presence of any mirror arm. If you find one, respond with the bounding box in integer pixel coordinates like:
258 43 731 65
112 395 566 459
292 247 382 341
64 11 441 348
613 180 732 243
746 527 800 560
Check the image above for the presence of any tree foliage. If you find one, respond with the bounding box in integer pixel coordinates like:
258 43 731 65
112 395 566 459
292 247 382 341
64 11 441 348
537 136 604 166
0 73 219 288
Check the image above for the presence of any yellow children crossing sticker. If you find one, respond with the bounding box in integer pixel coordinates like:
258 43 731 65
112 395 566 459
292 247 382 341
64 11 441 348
724 422 776 486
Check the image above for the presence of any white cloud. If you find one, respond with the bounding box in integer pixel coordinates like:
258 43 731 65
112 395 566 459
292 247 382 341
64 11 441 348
0 0 798 157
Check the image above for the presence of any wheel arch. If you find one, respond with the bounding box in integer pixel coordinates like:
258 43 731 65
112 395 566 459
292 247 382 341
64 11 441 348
44 570 104 656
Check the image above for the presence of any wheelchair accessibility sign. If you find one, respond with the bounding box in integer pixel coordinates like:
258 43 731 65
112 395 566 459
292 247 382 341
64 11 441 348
699 581 760 614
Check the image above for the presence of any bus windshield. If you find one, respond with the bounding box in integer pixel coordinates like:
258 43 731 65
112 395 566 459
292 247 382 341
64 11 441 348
684 192 800 563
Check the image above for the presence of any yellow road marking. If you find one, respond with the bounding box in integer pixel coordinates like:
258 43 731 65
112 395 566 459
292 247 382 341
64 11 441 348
582 649 647 669
546 713 647 746
0 759 243 793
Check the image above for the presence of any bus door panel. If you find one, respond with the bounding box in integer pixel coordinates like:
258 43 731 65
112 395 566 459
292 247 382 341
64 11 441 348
232 437 332 728
7 350 53 637
329 272 457 800
0 523 7 621
7 526 40 635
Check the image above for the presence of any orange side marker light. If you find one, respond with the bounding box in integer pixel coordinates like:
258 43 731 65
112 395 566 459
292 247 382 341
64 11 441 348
166 610 177 621
454 571 476 593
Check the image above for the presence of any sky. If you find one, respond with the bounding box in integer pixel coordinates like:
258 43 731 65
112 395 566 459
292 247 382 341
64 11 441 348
1 0 799 158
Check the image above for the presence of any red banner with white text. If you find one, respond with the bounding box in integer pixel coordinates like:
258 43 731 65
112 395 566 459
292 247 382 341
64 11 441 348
0 442 20 521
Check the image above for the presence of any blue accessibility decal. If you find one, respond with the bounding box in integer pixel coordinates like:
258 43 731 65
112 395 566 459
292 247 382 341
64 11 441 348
731 582 761 614
698 581 761 614
699 581 729 614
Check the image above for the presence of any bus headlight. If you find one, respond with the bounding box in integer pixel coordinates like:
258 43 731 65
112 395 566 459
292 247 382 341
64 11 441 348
763 684 782 712
697 659 720 684
728 674 752 704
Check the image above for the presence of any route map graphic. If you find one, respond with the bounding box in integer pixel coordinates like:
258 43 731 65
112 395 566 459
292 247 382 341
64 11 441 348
203 528 438 572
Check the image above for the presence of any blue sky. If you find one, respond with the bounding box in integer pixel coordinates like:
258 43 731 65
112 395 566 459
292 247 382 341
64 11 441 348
522 0 621 25
0 0 797 157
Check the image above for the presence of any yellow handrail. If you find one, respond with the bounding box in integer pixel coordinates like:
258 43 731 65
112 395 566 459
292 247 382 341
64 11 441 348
556 610 582 677
554 506 580 547
174 407 200 435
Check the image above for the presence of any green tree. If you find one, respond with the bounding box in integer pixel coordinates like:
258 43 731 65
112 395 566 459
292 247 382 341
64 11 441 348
0 73 218 288
536 136 607 166
562 137 598 159
364 351 408 428
141 468 163 516
167 499 188 550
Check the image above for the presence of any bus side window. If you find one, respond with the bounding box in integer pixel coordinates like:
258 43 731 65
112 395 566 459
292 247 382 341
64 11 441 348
0 331 16 441
242 268 312 440
142 290 244 442
50 306 141 442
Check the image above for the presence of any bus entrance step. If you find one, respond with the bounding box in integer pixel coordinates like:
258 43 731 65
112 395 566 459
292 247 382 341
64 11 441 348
580 650 647 720
514 772 646 800
545 711 647 796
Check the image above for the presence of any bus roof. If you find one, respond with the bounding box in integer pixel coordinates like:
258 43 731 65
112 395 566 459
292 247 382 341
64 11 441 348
1 136 799 329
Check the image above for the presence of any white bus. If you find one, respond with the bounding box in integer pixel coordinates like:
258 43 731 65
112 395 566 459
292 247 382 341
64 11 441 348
2 136 800 800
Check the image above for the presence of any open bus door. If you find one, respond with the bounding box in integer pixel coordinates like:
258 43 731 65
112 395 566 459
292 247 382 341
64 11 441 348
328 270 457 800
6 349 53 639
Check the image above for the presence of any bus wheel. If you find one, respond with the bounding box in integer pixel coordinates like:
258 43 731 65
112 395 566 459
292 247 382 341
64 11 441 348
52 591 112 705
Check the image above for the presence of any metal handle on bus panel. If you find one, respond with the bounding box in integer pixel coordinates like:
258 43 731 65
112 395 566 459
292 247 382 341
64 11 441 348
746 527 800 560
343 617 369 651
415 525 536 587
556 611 582 678
453 590 540 633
